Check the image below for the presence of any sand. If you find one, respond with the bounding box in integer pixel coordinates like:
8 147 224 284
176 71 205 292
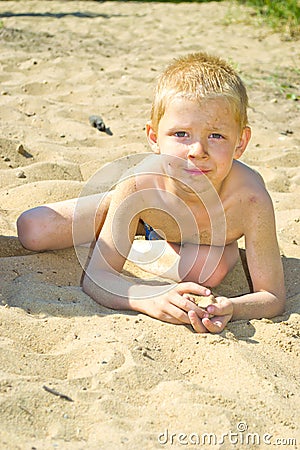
0 1 299 449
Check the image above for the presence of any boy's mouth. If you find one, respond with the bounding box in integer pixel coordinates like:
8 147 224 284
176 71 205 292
184 168 211 176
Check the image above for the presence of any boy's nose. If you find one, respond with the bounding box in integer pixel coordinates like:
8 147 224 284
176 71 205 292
187 140 207 159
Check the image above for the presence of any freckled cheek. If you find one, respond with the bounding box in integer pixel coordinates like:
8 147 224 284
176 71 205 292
214 149 233 164
175 148 187 158
163 142 187 157
217 160 233 177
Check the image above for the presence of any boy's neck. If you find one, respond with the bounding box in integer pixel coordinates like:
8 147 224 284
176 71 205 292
164 176 224 207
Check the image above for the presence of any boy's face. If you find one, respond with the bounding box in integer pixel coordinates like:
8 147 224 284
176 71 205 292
147 97 250 193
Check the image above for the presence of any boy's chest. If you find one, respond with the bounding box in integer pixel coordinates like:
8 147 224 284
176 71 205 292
140 200 243 245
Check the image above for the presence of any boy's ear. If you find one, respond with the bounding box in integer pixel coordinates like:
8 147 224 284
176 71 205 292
146 121 160 153
234 126 251 159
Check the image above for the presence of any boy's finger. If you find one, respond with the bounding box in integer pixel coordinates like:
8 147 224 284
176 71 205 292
180 294 209 318
206 297 232 316
177 282 211 297
202 317 224 333
188 310 208 333
165 296 194 324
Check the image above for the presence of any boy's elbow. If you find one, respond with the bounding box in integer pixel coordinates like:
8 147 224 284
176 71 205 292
82 272 120 311
81 273 103 305
269 293 286 318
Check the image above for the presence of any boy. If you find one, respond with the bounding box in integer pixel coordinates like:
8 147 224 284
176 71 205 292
17 52 285 333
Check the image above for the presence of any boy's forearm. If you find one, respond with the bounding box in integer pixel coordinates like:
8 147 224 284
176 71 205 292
82 270 170 312
230 291 285 321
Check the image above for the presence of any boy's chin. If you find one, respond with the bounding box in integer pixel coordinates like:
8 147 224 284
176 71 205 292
172 177 212 196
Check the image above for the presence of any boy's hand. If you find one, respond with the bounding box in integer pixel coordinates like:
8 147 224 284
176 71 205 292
188 297 233 333
136 282 212 326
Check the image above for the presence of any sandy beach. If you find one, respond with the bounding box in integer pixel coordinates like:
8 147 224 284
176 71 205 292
0 1 299 449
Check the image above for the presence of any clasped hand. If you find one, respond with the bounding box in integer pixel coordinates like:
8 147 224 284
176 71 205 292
140 282 233 334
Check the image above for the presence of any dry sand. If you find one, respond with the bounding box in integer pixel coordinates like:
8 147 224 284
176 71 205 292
0 1 299 449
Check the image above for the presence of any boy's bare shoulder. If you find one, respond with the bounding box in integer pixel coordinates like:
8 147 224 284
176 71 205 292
233 160 265 184
110 171 138 206
230 161 275 225
231 160 269 199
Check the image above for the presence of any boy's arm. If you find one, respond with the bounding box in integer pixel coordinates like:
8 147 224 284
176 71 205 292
81 177 141 310
207 190 285 325
81 178 210 326
231 191 285 319
190 190 285 334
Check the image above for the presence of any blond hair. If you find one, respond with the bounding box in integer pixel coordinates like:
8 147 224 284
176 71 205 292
151 52 249 132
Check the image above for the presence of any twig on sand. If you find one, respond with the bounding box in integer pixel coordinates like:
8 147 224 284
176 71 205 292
43 385 74 402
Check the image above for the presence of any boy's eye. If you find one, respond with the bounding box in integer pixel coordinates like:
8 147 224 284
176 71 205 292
174 131 188 138
209 133 223 139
